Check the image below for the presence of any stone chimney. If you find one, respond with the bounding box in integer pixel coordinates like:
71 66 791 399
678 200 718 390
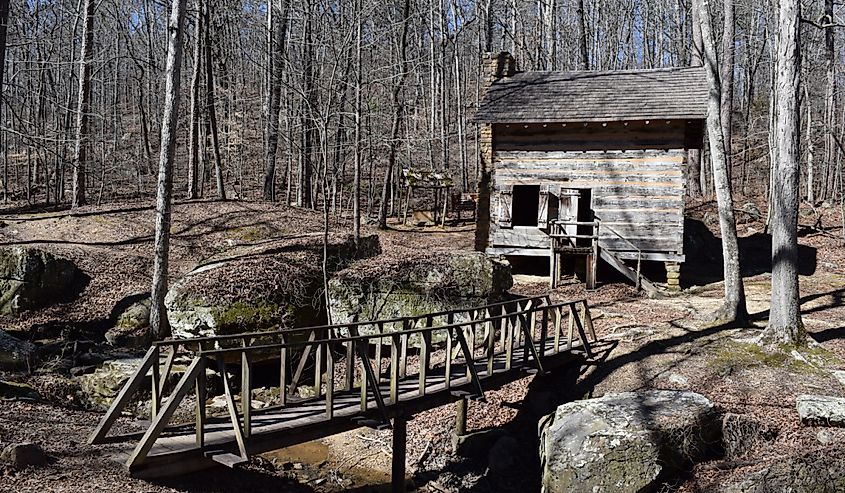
484 51 516 85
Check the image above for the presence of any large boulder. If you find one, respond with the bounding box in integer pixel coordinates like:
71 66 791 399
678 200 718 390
329 250 511 344
539 390 720 493
105 293 152 348
0 247 82 315
0 329 35 370
166 234 380 341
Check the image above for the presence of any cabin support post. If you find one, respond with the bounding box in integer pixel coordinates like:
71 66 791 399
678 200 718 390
391 412 408 493
665 261 681 292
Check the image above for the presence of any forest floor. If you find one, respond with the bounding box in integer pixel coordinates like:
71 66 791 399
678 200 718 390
1 197 845 492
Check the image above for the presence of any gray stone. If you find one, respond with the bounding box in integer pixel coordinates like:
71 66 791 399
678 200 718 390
667 373 690 387
1 443 47 468
77 358 217 415
330 251 512 346
539 390 719 493
0 247 81 316
487 435 520 474
452 428 508 458
0 329 35 370
105 294 152 348
816 429 834 445
796 394 845 426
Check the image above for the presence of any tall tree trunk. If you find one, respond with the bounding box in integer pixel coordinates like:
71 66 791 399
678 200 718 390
71 0 94 208
0 0 8 203
696 0 747 324
761 0 803 344
353 0 363 243
186 0 202 199
576 0 588 69
150 0 188 339
263 0 289 201
720 0 735 182
377 0 411 230
203 0 225 200
822 0 836 200
686 0 703 197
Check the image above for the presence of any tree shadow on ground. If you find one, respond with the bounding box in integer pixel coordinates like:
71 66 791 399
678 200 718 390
680 218 817 288
416 284 845 492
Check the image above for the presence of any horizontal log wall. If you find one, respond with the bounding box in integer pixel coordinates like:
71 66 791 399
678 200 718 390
489 144 687 255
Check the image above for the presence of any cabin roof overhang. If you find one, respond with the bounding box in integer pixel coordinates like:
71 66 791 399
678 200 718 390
473 66 708 124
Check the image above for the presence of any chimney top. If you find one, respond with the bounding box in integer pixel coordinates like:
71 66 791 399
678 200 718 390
486 51 516 80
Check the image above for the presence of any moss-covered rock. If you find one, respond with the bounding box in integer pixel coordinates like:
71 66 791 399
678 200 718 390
538 391 720 493
0 247 82 316
166 234 380 342
328 250 511 345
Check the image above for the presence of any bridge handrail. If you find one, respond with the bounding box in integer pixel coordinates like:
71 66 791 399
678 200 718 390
195 299 586 357
89 296 598 472
152 294 554 349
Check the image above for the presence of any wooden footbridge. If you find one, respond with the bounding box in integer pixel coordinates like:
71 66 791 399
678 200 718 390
89 295 598 489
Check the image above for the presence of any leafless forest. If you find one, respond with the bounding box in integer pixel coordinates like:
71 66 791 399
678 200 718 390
0 0 841 210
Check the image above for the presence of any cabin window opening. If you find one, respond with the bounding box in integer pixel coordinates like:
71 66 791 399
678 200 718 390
512 185 540 226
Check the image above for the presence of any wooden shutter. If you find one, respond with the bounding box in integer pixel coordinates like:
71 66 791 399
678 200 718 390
496 186 513 228
537 185 550 228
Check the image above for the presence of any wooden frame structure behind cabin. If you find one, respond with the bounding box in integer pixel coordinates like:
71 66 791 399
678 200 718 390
473 54 707 288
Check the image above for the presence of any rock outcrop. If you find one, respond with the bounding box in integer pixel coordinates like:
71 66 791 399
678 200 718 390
0 247 82 315
166 234 379 341
539 390 720 493
76 357 216 415
329 250 511 343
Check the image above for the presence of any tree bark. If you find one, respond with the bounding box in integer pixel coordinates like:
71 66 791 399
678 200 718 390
761 0 804 344
695 0 747 324
377 0 411 230
0 0 8 203
263 0 289 201
822 0 836 200
150 0 188 339
686 0 703 198
203 0 225 200
71 0 94 208
186 0 202 199
720 0 735 182
353 0 363 243
576 0 588 70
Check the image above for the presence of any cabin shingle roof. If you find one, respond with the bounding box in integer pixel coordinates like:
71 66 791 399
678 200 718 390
473 67 708 123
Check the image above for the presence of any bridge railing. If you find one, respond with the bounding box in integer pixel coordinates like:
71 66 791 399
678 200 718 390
88 296 597 471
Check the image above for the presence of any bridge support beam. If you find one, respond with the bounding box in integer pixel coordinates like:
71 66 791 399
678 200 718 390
392 413 407 493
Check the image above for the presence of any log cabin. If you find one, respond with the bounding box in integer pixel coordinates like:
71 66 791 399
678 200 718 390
472 53 707 290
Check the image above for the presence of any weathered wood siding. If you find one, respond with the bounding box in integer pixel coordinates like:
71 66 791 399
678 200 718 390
489 146 686 256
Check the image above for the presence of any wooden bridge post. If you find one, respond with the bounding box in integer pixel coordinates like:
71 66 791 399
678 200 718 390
392 412 407 493
454 397 467 437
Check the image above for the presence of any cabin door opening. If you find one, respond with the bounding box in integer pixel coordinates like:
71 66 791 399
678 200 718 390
512 185 540 226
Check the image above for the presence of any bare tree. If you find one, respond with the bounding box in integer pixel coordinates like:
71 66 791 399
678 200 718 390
720 0 735 181
377 0 411 230
71 0 94 208
186 0 202 200
263 0 289 202
0 0 9 203
760 0 804 344
150 0 188 339
696 0 747 324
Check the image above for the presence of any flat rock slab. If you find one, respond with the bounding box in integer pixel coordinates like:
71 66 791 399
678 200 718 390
796 394 845 426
